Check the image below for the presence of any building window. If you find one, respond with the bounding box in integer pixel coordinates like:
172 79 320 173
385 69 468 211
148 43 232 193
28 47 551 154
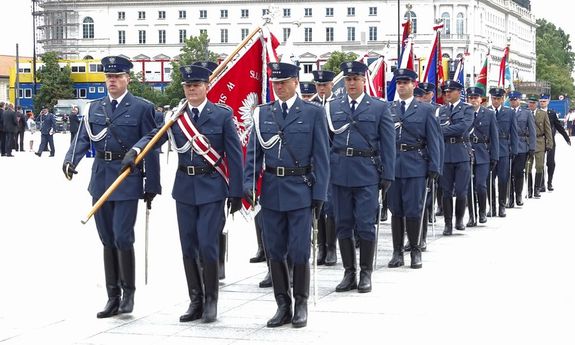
221 28 228 43
19 89 33 99
200 29 207 36
71 65 86 73
98 86 105 93
326 8 333 17
442 12 451 35
326 27 334 42
138 11 146 20
158 30 166 44
89 64 104 72
118 11 125 20
179 10 186 19
456 13 464 36
18 67 31 73
179 29 187 43
221 9 228 18
369 26 377 41
262 8 270 16
283 27 291 42
241 28 249 40
158 11 165 19
139 30 146 44
200 10 207 19
82 17 94 39
118 30 125 44
75 88 87 99
55 19 64 40
304 27 312 42
369 7 377 16
241 9 249 18
304 8 312 17
347 27 355 41
347 7 355 16
283 8 291 17
89 86 96 93
404 11 417 34
303 64 313 74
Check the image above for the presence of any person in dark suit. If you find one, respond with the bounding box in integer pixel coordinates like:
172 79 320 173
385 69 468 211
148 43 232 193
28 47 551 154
2 103 18 157
244 62 329 328
123 63 244 323
386 69 442 269
35 108 57 157
15 106 27 152
438 81 474 234
62 56 162 319
69 106 81 143
465 87 499 226
0 101 6 156
327 61 395 292
538 94 571 191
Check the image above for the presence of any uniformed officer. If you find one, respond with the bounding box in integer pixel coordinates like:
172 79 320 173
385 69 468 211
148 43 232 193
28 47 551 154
327 61 395 292
487 87 518 217
526 95 553 198
62 56 162 318
35 107 57 157
438 81 474 234
244 62 329 328
465 87 499 226
299 82 316 101
310 69 338 266
122 63 244 323
508 91 535 208
538 94 571 191
386 69 441 269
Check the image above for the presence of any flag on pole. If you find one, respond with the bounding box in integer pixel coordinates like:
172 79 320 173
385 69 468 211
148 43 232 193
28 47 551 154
475 55 489 92
498 45 509 87
453 56 465 100
387 19 414 101
367 56 386 98
421 23 445 102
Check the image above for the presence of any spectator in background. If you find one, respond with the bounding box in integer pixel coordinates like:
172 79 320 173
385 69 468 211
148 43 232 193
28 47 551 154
565 109 575 136
2 103 18 157
15 106 27 152
35 107 57 157
26 111 37 152
0 101 6 156
69 106 81 142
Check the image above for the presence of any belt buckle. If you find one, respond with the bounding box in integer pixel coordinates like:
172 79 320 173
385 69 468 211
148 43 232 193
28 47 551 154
400 143 408 151
187 166 196 175
346 147 354 156
472 137 479 143
276 166 285 177
104 151 112 161
449 137 457 144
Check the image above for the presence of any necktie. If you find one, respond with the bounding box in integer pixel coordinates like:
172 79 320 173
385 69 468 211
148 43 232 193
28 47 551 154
192 107 199 122
449 104 454 113
281 102 288 120
495 108 499 117
400 101 406 116
351 100 357 113
111 99 118 113
474 111 478 119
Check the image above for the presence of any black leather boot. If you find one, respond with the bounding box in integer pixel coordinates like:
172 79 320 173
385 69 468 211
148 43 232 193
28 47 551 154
534 173 542 198
388 216 405 268
97 247 121 318
466 190 477 227
316 215 326 265
335 238 357 292
250 213 266 263
515 175 524 206
180 257 203 322
455 197 466 230
487 176 497 217
358 239 375 293
324 216 337 266
218 233 226 280
478 190 487 223
405 218 422 269
435 188 444 216
380 193 388 222
498 182 507 217
201 261 219 323
547 165 555 191
267 260 292 327
508 177 515 208
527 172 533 198
259 259 272 288
443 196 453 236
291 263 310 328
117 247 135 314
420 210 428 252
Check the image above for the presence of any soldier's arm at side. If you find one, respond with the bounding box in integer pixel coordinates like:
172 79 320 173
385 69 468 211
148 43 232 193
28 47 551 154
510 110 519 156
223 110 244 198
489 112 500 160
377 101 396 182
552 112 571 144
141 102 162 196
425 106 442 175
311 105 330 202
527 110 537 151
243 126 263 195
64 114 92 168
543 113 553 150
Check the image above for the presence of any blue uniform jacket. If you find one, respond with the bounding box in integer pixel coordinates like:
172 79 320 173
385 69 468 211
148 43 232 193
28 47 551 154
244 98 329 212
438 101 474 163
514 107 536 153
328 95 395 186
134 101 244 205
488 106 519 157
38 113 57 135
64 93 161 201
389 99 442 178
469 106 500 164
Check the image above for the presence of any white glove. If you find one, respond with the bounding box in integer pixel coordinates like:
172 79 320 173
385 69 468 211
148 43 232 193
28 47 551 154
49 129 54 135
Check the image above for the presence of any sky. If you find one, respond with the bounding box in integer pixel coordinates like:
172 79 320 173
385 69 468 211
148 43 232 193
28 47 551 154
0 0 572 57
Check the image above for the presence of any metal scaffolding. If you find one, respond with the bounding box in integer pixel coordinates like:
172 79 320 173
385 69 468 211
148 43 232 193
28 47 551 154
33 0 80 58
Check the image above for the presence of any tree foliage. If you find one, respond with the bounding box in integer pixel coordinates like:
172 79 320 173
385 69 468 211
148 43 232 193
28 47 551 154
322 51 359 74
536 19 575 98
33 51 75 114
127 72 169 107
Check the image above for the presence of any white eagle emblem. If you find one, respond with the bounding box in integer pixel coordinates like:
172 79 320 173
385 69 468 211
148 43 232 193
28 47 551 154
237 92 259 145
109 57 116 64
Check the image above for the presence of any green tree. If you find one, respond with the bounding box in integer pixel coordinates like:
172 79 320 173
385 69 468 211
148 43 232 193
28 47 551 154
536 19 575 99
322 51 359 74
33 51 75 114
164 32 219 107
127 71 169 107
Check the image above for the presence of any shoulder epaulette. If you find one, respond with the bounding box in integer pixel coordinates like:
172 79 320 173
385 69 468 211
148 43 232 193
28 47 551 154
215 102 233 113
134 96 154 105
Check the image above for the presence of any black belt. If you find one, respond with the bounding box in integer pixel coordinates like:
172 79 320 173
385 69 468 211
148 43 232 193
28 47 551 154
265 165 311 177
96 151 125 161
396 143 426 151
444 137 468 144
471 137 490 144
178 165 215 175
334 147 379 157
